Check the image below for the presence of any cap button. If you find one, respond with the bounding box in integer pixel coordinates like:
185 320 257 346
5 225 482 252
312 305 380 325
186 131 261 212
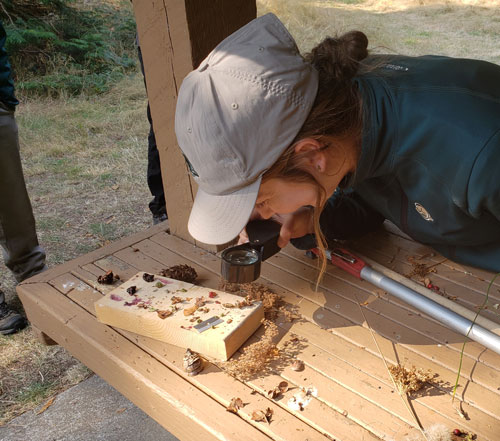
187 127 192 133
231 103 239 110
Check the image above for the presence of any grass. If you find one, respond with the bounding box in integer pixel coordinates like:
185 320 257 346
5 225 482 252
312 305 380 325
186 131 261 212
1 0 499 427
0 72 151 425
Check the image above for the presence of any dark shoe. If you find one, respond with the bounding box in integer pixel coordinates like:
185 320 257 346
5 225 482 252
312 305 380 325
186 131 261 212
0 302 27 335
152 213 168 225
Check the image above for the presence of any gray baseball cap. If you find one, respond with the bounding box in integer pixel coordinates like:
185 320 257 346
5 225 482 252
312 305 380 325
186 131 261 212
175 13 318 245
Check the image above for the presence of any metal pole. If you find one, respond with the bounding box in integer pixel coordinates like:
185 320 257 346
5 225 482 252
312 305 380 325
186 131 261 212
360 266 500 355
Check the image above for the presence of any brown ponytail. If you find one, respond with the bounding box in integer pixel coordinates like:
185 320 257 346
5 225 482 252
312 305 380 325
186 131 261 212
297 30 369 142
263 31 369 287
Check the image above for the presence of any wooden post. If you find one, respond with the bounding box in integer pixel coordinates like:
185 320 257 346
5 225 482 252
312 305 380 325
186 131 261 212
132 0 257 247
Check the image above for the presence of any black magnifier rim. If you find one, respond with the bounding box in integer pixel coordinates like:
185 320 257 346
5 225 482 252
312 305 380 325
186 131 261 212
221 245 261 266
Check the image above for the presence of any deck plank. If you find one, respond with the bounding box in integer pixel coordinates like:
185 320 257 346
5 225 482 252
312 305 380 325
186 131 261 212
17 281 271 441
17 225 500 441
68 267 332 440
150 231 500 440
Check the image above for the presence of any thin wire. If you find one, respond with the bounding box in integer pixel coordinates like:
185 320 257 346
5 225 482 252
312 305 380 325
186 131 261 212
354 295 429 441
451 272 500 403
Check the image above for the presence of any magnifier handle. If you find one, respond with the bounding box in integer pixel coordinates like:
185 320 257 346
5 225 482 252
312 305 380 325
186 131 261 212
310 247 367 279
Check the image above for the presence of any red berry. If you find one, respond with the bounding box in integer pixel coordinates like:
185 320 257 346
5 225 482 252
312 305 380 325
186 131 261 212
453 428 462 436
209 291 217 298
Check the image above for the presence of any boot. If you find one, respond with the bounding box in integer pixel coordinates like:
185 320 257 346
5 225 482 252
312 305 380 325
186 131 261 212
0 300 26 335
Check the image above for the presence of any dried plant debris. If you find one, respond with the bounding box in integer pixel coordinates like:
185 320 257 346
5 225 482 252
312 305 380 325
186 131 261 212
142 273 155 282
160 264 197 283
226 397 244 414
97 270 119 284
157 310 172 319
219 280 298 321
388 364 433 395
183 348 203 376
251 407 273 424
126 285 137 295
291 359 305 372
183 304 198 316
224 320 279 379
267 381 288 399
451 428 477 440
287 386 318 412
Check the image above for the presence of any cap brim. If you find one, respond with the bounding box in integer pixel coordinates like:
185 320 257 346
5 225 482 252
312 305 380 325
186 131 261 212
188 177 261 245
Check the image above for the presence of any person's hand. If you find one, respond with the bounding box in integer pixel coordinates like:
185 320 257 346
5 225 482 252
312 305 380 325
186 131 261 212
237 207 262 245
275 206 314 248
238 206 314 248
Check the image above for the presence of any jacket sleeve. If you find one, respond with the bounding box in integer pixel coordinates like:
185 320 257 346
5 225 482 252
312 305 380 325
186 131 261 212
319 189 386 241
290 189 385 250
467 130 500 221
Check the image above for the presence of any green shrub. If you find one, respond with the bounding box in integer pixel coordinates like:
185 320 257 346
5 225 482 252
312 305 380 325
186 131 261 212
1 1 137 97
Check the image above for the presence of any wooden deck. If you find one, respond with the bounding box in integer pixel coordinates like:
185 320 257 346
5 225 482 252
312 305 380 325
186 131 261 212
17 222 500 441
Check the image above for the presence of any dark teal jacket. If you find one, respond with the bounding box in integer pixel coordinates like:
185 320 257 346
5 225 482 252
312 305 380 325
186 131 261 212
319 55 500 272
0 21 18 109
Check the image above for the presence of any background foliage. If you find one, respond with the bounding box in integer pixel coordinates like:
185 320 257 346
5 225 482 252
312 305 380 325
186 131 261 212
0 0 137 96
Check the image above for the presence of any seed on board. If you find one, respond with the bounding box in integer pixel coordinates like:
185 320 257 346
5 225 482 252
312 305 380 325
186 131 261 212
251 408 273 424
226 397 244 414
157 310 172 319
126 286 137 295
160 264 197 283
183 348 203 376
291 359 305 372
183 305 198 316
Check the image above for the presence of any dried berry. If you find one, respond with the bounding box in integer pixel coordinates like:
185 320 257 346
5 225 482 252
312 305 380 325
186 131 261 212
143 273 155 282
453 429 462 436
126 286 137 295
160 264 197 283
157 310 172 319
98 270 116 285
209 291 217 298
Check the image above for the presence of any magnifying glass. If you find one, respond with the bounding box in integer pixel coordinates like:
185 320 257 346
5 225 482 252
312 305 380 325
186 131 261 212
221 220 282 284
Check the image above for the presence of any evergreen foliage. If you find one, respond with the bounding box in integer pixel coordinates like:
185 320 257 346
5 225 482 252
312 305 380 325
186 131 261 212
1 0 137 96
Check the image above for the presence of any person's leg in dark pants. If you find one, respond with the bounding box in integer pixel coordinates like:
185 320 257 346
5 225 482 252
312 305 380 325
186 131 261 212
146 103 167 223
0 104 47 334
137 41 167 224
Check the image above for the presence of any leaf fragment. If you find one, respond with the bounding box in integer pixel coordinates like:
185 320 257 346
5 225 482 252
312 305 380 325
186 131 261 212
36 397 55 415
183 305 198 316
157 310 173 319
